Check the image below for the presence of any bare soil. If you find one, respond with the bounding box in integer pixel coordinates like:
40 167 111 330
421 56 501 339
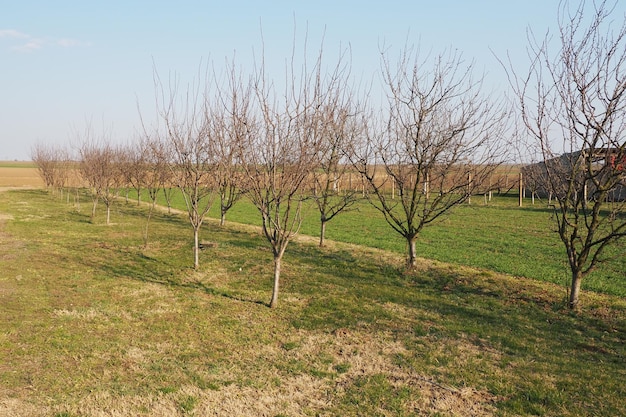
0 166 43 188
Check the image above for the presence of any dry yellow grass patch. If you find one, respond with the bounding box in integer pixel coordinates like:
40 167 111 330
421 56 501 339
193 328 498 416
0 398 50 417
41 327 499 416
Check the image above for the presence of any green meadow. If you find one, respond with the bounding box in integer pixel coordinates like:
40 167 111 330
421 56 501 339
159 190 626 297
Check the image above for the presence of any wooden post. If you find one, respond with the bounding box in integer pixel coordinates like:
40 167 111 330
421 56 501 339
519 172 523 207
467 171 472 204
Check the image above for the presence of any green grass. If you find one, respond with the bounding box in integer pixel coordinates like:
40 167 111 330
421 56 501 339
1 189 624 416
142 188 626 297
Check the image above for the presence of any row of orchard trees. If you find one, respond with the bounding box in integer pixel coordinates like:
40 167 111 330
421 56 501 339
33 42 511 308
33 1 626 310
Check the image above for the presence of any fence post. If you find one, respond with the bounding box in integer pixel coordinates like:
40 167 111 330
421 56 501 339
467 171 472 204
519 172 523 207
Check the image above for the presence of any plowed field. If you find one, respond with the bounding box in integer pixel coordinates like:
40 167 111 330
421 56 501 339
0 163 43 188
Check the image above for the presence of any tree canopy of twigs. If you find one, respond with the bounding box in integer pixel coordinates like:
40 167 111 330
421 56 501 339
508 0 626 309
352 44 511 268
77 130 121 225
213 58 252 226
236 40 341 308
36 29 529 309
153 67 219 269
31 141 71 196
310 50 365 247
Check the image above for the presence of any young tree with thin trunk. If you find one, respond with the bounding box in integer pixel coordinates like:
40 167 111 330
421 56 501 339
137 135 166 247
120 141 148 206
508 0 626 309
78 132 120 225
213 60 249 226
312 94 363 247
238 42 330 308
31 142 57 189
154 69 218 269
31 142 70 196
304 48 363 247
352 45 510 268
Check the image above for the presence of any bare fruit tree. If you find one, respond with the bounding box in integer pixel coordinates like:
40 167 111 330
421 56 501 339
311 60 363 247
78 132 121 225
119 140 148 206
212 60 250 226
352 45 510 268
509 0 626 308
31 141 70 196
137 134 168 247
238 45 332 308
154 70 218 269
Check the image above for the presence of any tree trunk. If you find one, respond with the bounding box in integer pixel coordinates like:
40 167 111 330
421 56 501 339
75 188 80 211
407 236 417 268
193 227 200 269
220 209 226 226
270 255 281 308
106 203 111 225
569 270 583 310
91 198 98 223
143 201 155 248
319 220 327 247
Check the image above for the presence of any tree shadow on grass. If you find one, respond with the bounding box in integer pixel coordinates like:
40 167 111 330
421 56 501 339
286 237 625 357
89 236 271 308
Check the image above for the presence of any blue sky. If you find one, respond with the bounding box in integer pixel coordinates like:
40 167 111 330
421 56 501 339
0 0 611 160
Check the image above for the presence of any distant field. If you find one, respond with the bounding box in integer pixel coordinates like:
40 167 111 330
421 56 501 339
0 162 43 188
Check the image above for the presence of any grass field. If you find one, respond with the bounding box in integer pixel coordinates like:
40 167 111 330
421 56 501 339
1 188 625 416
150 189 626 298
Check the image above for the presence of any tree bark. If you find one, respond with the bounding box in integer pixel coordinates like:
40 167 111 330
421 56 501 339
407 237 417 268
91 198 98 223
143 201 156 249
193 227 199 270
270 255 281 308
569 270 582 310
319 220 327 247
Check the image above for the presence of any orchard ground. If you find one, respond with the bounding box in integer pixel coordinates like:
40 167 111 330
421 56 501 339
0 163 624 416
